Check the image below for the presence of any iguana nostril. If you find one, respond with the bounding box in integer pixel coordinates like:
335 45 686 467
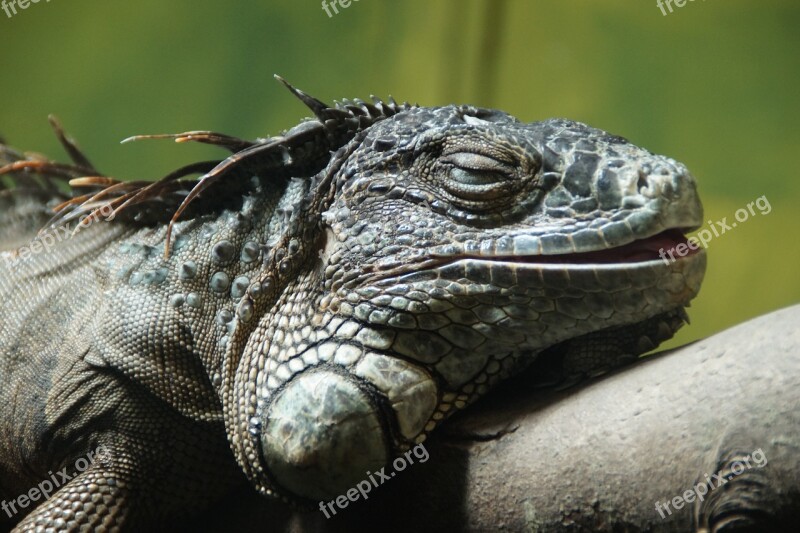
260 370 388 501
637 169 649 192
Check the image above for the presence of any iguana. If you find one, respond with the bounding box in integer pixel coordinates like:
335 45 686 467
0 78 705 531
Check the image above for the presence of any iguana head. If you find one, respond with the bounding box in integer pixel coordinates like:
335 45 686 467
232 96 705 502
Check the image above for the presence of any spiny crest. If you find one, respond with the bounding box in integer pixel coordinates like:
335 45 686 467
0 77 415 257
0 116 96 199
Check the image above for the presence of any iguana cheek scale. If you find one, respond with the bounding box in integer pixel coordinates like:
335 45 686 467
0 78 704 529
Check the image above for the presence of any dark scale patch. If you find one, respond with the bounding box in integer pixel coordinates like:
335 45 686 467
467 107 515 123
212 241 236 264
541 146 563 173
373 138 396 152
210 272 232 293
142 268 169 286
544 187 574 208
570 197 599 214
602 133 629 145
563 152 599 198
596 168 623 210
367 179 394 195
550 137 574 153
545 207 575 219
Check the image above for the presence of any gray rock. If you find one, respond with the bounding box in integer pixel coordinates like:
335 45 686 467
193 304 800 532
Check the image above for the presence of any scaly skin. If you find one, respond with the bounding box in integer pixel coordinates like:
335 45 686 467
0 83 705 530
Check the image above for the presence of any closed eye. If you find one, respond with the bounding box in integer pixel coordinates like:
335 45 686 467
449 167 506 186
442 152 514 175
440 152 515 201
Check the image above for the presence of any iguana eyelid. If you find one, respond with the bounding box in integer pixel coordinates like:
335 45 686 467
440 152 515 176
447 167 508 189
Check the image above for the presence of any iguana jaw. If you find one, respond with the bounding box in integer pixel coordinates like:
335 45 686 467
356 225 704 287
503 228 702 265
389 228 702 270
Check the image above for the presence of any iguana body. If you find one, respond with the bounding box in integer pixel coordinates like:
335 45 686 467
0 81 705 531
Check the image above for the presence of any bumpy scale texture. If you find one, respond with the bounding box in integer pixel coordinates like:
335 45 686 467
0 81 705 530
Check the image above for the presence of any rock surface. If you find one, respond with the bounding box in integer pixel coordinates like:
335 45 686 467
193 304 800 532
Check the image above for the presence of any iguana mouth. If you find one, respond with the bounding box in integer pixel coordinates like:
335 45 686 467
508 229 701 265
366 229 704 289
366 229 703 285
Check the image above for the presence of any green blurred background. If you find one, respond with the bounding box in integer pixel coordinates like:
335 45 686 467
1 0 798 348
